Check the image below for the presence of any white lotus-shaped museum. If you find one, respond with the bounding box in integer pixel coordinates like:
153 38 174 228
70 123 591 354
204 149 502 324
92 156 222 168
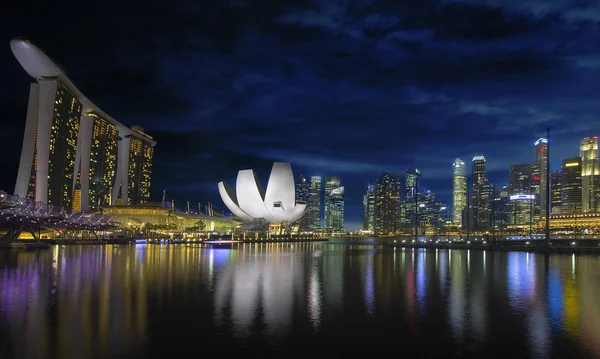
218 162 307 226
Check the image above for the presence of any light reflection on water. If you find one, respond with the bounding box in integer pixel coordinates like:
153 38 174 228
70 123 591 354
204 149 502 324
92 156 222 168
0 243 599 358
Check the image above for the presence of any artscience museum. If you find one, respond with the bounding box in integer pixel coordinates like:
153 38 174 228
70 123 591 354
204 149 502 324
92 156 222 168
218 162 307 232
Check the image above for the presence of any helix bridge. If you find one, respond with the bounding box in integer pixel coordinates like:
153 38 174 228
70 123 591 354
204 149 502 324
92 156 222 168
0 190 116 245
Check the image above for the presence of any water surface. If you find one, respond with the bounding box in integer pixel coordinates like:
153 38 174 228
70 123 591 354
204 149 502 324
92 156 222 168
1 240 599 358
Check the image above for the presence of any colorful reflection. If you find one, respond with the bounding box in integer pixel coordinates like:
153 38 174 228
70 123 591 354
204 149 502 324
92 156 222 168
0 244 598 358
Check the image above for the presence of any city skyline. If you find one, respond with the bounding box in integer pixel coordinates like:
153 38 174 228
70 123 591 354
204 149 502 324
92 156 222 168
2 1 600 229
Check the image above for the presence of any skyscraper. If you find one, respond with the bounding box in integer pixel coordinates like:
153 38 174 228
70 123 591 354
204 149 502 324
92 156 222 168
363 184 376 232
11 39 156 212
551 169 562 214
307 176 322 230
580 136 600 212
471 156 489 230
452 158 467 226
295 174 310 230
534 138 548 219
508 164 533 225
325 176 344 232
561 158 582 214
401 169 420 228
405 169 420 199
373 174 401 235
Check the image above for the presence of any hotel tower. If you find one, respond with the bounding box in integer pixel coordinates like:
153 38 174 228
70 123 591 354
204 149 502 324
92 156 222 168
10 39 156 212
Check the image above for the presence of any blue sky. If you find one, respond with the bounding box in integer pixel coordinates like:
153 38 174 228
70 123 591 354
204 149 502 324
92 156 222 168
1 0 600 230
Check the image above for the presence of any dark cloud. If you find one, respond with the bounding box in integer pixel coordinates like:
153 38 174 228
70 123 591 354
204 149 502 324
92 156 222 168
1 0 600 229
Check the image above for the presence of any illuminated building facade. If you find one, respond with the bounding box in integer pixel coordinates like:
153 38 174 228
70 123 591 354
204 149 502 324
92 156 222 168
405 169 420 199
218 162 307 230
580 136 600 212
126 128 154 206
401 169 421 227
295 174 310 231
508 164 533 225
88 115 118 209
452 158 467 226
325 176 344 232
363 184 375 232
471 155 490 230
534 138 548 219
11 39 156 212
561 158 582 214
373 174 401 235
308 176 322 229
551 170 562 214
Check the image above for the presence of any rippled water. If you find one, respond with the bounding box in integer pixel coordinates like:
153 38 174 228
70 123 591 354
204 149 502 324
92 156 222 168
1 240 600 358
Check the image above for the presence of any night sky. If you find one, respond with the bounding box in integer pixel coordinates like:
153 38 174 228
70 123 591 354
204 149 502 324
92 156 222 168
1 1 599 230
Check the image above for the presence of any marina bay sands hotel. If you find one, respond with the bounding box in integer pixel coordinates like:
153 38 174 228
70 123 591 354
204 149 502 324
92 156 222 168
10 39 156 212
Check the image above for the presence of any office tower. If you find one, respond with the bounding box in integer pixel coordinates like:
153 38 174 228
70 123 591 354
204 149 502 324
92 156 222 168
471 156 489 230
363 184 376 232
417 189 448 231
561 158 582 214
508 164 532 195
11 39 156 212
308 176 322 229
580 136 600 212
493 186 511 230
534 138 548 218
295 174 310 230
452 158 467 226
402 169 421 228
325 177 344 232
405 169 420 199
507 164 533 225
373 174 401 235
551 170 562 214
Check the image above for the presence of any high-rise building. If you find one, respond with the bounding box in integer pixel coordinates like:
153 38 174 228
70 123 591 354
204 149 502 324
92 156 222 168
325 176 344 232
561 158 582 214
551 169 562 214
363 184 376 232
452 158 467 226
580 136 600 212
507 164 534 226
401 169 421 228
471 156 489 230
295 174 310 231
11 39 156 212
405 169 420 199
307 176 322 229
508 164 532 196
373 174 401 235
534 138 548 219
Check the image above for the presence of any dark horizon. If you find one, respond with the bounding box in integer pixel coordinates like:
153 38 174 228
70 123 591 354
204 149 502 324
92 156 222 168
2 1 600 230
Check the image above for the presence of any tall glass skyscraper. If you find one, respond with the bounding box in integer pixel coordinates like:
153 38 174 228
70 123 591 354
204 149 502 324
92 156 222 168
580 136 599 212
363 184 376 232
471 155 488 230
325 176 344 233
534 138 548 219
308 176 322 229
508 164 533 225
373 174 401 235
452 159 467 226
295 174 310 230
561 158 582 214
